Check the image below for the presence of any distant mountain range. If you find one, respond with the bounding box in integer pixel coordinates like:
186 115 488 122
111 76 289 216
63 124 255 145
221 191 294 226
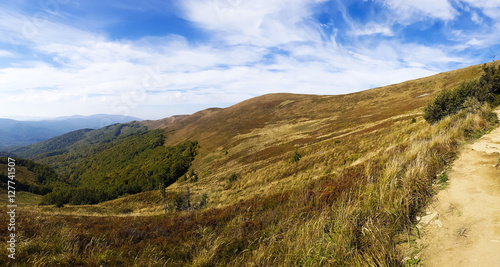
0 114 141 149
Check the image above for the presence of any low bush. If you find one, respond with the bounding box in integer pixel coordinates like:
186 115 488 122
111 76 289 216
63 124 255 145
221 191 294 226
227 173 237 183
424 64 500 123
423 81 487 123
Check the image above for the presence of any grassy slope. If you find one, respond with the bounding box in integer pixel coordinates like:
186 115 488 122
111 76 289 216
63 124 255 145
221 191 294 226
140 63 484 209
0 62 497 266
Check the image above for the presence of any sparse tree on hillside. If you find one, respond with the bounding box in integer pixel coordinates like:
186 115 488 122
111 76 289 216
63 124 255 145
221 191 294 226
188 169 198 183
187 183 191 209
290 148 301 176
157 141 200 214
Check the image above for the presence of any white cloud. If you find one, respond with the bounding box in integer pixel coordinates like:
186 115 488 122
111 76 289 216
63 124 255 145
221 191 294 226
0 50 14 57
380 0 457 22
471 12 482 24
180 0 322 46
352 23 394 36
0 9 97 51
466 38 484 46
400 44 466 67
0 1 478 119
461 0 500 20
449 17 500 50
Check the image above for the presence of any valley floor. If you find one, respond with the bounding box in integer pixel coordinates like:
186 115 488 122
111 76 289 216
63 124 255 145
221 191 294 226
418 111 500 266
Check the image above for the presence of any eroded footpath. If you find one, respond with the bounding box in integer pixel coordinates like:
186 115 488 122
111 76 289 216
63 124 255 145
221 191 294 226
418 111 500 266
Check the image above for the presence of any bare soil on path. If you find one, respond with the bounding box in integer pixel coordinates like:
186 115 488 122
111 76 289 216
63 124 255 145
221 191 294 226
419 111 500 266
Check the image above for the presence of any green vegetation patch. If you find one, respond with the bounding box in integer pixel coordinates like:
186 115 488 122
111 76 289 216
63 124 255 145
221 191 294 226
424 64 500 123
0 157 58 195
41 130 199 206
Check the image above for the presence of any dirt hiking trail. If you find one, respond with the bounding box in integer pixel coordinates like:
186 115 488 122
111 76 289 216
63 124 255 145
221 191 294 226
418 110 500 266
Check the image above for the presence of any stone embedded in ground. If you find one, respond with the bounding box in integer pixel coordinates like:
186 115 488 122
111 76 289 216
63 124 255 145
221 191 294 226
419 212 438 225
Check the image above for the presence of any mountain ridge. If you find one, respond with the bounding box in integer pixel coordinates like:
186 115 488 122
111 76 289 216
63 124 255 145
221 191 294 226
0 114 142 149
131 64 484 173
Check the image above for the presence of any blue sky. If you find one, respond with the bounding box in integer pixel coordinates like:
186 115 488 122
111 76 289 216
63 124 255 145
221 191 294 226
1 0 500 120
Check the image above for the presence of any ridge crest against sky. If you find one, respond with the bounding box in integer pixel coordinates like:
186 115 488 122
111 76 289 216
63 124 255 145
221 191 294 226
1 0 499 120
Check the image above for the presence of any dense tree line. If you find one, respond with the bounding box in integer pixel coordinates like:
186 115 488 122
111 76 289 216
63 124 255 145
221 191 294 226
40 129 199 206
5 124 199 206
0 157 59 194
424 64 500 123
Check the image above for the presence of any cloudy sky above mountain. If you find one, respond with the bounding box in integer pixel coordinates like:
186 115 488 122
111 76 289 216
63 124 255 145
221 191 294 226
1 0 499 120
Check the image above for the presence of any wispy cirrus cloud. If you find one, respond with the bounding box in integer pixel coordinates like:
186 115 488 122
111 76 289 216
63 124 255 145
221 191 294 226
378 0 457 22
180 0 325 46
0 49 14 57
461 0 500 20
351 22 394 36
0 0 498 120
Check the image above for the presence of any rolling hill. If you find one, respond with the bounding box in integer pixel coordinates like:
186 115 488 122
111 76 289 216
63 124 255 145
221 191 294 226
136 64 486 207
1 62 499 266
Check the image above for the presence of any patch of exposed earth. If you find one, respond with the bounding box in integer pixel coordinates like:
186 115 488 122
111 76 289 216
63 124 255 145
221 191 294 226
418 111 500 266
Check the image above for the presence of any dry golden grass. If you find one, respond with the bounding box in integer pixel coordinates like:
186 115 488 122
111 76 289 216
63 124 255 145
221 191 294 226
1 109 496 266
146 62 489 212
1 62 498 266
23 63 492 215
